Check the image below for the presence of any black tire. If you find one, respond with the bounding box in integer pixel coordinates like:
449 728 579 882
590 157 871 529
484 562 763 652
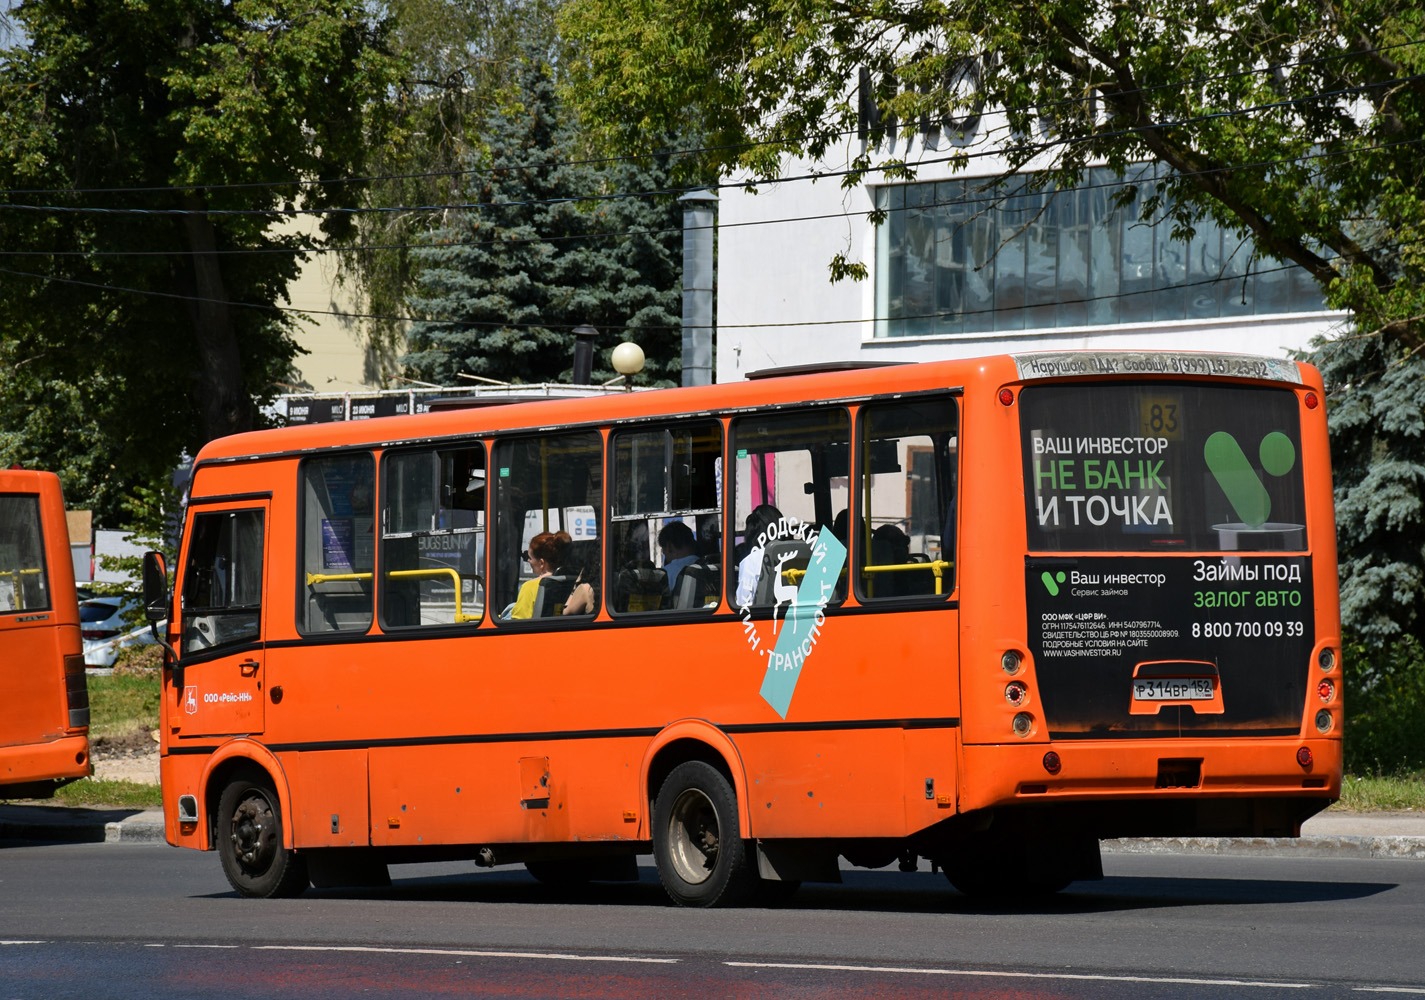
216 774 309 898
652 760 756 907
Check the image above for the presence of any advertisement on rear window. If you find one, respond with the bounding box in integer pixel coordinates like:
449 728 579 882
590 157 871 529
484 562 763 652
1026 554 1314 737
1021 384 1306 552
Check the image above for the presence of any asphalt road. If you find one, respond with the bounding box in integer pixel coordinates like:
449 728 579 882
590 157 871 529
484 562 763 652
1 843 1422 998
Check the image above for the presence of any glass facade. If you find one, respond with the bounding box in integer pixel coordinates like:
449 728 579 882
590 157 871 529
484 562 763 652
874 165 1325 337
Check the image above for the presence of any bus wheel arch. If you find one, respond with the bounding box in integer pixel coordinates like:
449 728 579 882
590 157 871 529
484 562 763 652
198 741 294 852
640 722 751 840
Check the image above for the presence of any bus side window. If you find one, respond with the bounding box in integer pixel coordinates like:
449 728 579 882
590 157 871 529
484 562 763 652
855 397 959 600
379 445 485 629
494 430 603 621
730 408 850 610
609 420 723 614
181 509 264 654
299 453 376 634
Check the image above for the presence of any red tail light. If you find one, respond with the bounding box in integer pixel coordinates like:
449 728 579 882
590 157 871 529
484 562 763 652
63 654 90 730
1296 746 1313 769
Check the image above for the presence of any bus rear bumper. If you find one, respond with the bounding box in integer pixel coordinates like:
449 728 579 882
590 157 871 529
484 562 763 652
959 738 1341 839
0 734 91 789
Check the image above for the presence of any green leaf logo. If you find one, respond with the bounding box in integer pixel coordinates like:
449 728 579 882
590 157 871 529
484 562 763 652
1203 431 1297 528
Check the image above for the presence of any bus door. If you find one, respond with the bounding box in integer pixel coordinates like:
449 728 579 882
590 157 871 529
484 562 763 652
171 502 269 738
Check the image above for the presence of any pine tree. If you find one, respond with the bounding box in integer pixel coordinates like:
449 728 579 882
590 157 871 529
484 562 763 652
405 53 685 386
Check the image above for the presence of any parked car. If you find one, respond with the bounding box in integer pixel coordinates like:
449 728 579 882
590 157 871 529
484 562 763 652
80 595 157 668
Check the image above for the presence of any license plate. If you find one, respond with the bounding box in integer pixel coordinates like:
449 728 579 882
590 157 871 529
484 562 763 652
1132 678 1214 701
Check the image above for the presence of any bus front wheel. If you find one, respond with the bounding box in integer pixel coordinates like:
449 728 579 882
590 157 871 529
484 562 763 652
216 774 309 899
652 761 755 907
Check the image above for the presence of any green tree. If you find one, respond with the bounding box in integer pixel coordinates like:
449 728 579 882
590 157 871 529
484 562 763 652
561 0 1425 645
0 0 399 522
339 0 562 386
404 51 686 386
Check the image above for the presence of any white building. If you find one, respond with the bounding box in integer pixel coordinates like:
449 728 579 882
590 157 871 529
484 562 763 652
716 105 1342 382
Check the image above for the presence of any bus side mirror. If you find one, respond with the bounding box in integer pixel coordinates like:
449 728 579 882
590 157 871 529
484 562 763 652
142 551 169 623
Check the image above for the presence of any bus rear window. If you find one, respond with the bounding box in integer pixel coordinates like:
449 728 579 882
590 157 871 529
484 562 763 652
1021 383 1306 552
0 495 49 612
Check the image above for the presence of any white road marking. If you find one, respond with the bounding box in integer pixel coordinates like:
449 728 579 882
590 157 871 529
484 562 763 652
254 945 677 964
725 961 1317 989
174 944 240 949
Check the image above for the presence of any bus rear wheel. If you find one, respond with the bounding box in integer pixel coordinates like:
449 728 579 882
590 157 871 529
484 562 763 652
217 774 309 899
652 761 755 907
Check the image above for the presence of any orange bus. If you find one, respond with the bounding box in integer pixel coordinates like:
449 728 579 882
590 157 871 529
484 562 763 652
144 351 1341 903
1 469 91 796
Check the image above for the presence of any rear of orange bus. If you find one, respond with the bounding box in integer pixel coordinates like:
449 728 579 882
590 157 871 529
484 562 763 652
0 469 91 796
947 353 1340 889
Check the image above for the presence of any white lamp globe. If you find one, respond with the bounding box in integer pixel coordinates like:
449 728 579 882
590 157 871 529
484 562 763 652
611 341 645 376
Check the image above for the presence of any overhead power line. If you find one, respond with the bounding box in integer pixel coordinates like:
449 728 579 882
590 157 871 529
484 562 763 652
2 135 1421 261
4 231 1410 341
1 36 1420 201
1 70 1422 222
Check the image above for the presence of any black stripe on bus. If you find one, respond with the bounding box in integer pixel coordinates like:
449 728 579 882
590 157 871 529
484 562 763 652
187 491 273 505
151 606 947 662
164 716 962 756
261 599 959 650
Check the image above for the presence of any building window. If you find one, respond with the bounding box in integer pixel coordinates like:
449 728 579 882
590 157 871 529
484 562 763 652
874 165 1325 337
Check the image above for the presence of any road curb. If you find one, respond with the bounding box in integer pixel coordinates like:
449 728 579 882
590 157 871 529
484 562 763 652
0 807 165 845
1104 834 1425 861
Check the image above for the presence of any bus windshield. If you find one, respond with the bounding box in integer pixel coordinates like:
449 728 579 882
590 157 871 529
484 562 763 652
1021 383 1307 552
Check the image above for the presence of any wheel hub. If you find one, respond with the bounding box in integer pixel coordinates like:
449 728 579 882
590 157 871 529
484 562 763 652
667 788 719 885
231 795 276 872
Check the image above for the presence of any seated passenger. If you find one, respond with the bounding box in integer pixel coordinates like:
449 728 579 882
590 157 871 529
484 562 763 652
509 530 569 619
657 521 698 594
871 523 912 597
735 504 782 607
563 573 597 615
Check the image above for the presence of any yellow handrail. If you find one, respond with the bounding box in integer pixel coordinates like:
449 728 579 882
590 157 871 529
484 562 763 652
861 560 954 595
305 571 374 584
306 568 481 622
0 567 44 610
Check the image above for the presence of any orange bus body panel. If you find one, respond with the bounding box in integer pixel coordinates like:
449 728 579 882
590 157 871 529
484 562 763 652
0 470 90 789
159 353 1341 870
